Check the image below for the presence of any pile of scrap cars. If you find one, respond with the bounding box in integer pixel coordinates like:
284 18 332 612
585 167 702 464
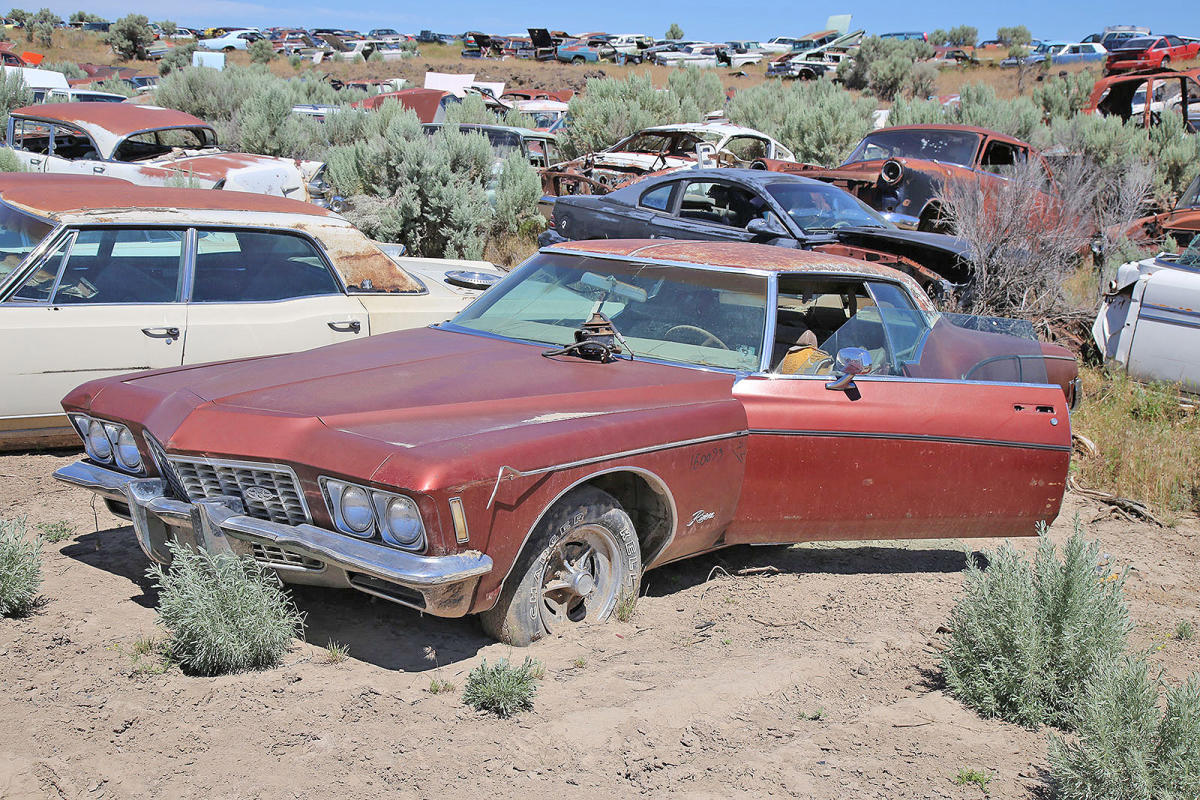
5 16 1199 647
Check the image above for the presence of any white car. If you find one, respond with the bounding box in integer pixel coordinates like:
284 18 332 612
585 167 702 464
0 174 503 448
197 29 266 51
6 103 340 208
1093 240 1200 392
656 43 763 68
608 33 654 55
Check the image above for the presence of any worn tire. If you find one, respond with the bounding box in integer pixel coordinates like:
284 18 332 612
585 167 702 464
572 56 586 64
479 486 641 646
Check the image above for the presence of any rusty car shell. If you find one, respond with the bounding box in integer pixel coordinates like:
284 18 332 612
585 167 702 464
0 174 502 449
758 125 1050 232
1093 240 1200 391
1125 174 1200 247
54 240 1073 626
1086 68 1200 131
5 103 338 207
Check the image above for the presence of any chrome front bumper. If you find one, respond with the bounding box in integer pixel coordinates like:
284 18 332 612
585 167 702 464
880 210 921 230
54 460 492 617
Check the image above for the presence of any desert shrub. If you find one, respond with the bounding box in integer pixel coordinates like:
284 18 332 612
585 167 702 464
232 85 325 159
326 108 495 258
41 60 87 79
1072 369 1200 520
158 41 197 75
1148 109 1200 206
559 72 702 159
1049 656 1200 800
907 62 939 101
288 54 302 70
889 83 1043 143
1032 70 1096 119
105 13 154 61
157 19 177 35
148 541 304 676
32 20 50 47
667 66 726 117
0 518 41 617
70 10 104 23
0 68 31 131
0 147 25 172
444 93 532 128
929 25 978 47
726 78 875 165
463 657 542 717
996 25 1032 47
90 77 135 97
665 23 683 40
248 38 275 64
492 151 543 236
941 518 1130 729
838 36 935 99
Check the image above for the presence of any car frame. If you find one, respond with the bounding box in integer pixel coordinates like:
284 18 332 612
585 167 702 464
55 239 1076 645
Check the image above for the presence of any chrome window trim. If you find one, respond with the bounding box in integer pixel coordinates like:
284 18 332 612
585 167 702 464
0 220 68 302
164 454 312 523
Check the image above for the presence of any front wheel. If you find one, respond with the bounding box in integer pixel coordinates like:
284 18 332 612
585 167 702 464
479 486 641 646
572 56 586 64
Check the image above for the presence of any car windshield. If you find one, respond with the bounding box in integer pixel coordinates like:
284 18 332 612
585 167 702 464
1117 37 1156 50
844 129 982 167
449 252 769 371
1176 176 1200 210
1176 240 1200 269
765 182 891 231
0 202 54 283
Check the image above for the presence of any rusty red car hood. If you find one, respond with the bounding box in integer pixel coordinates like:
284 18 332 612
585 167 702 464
67 327 745 491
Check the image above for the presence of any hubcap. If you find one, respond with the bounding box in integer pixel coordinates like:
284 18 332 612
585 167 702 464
538 523 624 635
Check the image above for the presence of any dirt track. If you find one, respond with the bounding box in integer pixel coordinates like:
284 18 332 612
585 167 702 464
1 448 1196 799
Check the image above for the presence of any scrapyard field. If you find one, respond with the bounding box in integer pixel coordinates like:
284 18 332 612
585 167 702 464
1 448 1195 799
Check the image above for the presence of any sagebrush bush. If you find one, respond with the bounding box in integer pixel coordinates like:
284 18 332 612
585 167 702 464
0 68 32 131
942 518 1130 729
0 519 42 617
158 42 197 76
837 36 935 100
463 657 542 717
41 60 87 79
667 66 726 117
1032 70 1096 120
726 78 876 165
560 72 703 159
444 94 532 129
105 13 154 61
0 147 25 172
1049 656 1200 800
492 151 543 236
148 541 304 675
248 38 275 64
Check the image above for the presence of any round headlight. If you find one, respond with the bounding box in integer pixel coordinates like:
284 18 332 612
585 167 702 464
383 496 423 547
339 485 374 534
115 427 142 471
87 420 112 461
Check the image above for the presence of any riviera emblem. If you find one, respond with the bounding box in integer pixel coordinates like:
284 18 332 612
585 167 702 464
243 486 277 504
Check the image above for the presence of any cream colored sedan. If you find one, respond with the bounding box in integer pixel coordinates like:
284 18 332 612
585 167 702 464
0 174 502 449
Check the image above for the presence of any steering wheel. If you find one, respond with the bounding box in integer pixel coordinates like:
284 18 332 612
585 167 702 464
665 324 730 350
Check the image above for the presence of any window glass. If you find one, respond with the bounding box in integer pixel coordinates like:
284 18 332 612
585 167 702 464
49 228 184 304
11 232 73 302
765 181 889 231
639 183 674 211
191 230 341 302
451 252 768 371
51 124 100 160
678 181 764 228
0 204 54 283
773 278 888 374
980 142 1026 173
844 129 982 167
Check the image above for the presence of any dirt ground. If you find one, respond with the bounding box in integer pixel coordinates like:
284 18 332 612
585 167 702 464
0 448 1196 799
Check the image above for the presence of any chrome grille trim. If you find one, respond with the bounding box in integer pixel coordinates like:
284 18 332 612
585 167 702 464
164 456 311 526
145 435 190 501
252 543 324 571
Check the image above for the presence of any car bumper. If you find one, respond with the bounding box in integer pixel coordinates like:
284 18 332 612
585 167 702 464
881 210 921 229
54 460 493 617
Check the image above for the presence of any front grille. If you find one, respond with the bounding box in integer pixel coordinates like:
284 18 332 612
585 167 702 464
252 543 323 571
166 457 309 526
146 435 190 501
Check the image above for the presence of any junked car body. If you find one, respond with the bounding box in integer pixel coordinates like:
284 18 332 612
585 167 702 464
760 125 1051 232
766 29 863 79
1093 239 1200 391
0 175 502 448
55 239 1075 646
5 103 341 208
1087 68 1200 132
1104 35 1200 74
1124 174 1200 247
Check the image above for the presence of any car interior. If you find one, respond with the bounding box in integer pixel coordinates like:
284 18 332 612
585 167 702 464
27 229 186 305
678 181 766 228
191 230 341 302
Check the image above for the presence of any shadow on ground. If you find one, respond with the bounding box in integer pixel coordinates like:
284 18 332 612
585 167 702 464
61 524 160 608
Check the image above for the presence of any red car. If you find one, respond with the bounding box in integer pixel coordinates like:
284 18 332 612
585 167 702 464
1104 35 1200 74
55 241 1076 645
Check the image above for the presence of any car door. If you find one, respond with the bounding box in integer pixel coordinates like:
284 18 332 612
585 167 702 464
728 274 1071 544
649 179 764 243
7 116 53 172
1124 267 1200 391
0 227 187 425
181 228 368 365
39 122 108 177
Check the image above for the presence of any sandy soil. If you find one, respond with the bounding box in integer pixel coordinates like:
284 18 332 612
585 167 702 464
0 448 1196 799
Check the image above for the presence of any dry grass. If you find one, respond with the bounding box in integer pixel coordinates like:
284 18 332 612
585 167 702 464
1071 367 1200 523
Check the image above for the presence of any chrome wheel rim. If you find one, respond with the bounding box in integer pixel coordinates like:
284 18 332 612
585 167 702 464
539 524 625 635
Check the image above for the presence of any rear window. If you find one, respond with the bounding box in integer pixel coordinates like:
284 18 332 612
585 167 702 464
1117 37 1157 50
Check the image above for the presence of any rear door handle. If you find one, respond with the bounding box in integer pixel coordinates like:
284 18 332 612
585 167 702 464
327 320 361 333
141 326 179 339
29 158 41 166
93 166 105 173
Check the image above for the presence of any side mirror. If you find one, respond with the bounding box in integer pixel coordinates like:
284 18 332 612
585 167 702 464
825 347 872 391
746 216 786 237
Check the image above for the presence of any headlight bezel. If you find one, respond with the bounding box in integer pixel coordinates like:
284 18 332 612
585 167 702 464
320 477 427 552
70 414 144 474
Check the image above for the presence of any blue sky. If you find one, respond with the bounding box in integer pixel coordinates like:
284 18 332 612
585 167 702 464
45 0 1200 43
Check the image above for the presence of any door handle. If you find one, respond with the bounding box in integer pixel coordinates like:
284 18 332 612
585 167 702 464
29 158 40 166
141 326 179 339
93 166 105 173
327 320 361 333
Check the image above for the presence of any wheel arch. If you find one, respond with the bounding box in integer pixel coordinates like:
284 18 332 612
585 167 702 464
484 466 677 609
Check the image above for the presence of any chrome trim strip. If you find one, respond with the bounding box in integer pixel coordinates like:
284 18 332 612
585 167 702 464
741 371 1064 391
1143 302 1200 319
486 430 747 508
745 428 1073 452
1139 311 1200 331
536 245 777 277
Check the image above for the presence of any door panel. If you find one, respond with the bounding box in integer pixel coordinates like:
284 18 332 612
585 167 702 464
183 295 368 364
728 376 1071 543
1126 268 1200 391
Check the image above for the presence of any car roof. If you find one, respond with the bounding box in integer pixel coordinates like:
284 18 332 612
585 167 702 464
546 239 918 283
10 102 209 136
638 122 769 137
867 123 1028 147
0 174 331 218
